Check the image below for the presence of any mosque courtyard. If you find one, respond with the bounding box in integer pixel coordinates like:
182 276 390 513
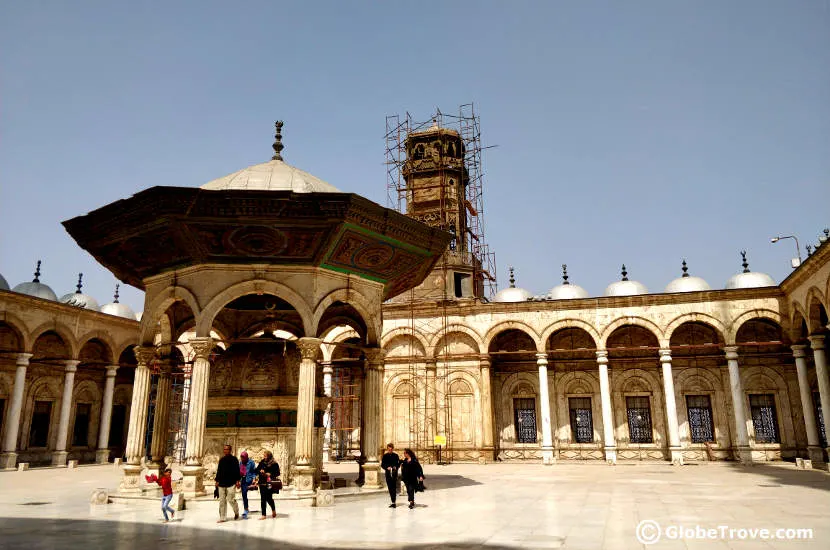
0 462 828 550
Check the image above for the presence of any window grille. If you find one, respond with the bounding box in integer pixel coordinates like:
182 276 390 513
626 396 653 444
568 397 593 443
514 398 537 443
813 392 826 447
72 403 91 447
685 395 715 443
749 394 779 443
29 400 52 447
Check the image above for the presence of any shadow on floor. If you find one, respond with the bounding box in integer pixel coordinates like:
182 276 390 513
0 518 519 550
419 474 483 491
724 462 830 492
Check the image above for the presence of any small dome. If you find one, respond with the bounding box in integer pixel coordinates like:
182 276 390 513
604 264 648 297
493 267 533 303
548 264 589 300
12 261 57 301
0 272 8 291
725 251 776 289
100 284 137 319
664 260 711 293
59 274 100 311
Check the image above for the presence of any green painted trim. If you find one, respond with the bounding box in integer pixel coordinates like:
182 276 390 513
341 222 432 256
320 264 387 284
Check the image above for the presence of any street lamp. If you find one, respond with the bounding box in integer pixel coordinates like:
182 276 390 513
770 235 802 268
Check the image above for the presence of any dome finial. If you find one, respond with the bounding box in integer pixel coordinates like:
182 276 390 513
32 260 42 283
508 266 516 288
807 244 813 256
75 273 83 293
271 120 284 161
562 264 570 285
740 250 750 273
621 264 628 281
681 259 689 278
113 283 120 303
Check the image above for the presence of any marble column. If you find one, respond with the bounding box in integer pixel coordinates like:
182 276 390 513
148 360 173 474
479 354 494 461
181 338 212 497
294 337 321 495
95 365 119 464
361 348 385 488
725 346 752 464
121 346 154 493
536 353 555 464
659 349 683 465
322 363 333 463
792 345 823 464
809 334 830 458
596 350 616 464
0 353 32 469
52 360 80 466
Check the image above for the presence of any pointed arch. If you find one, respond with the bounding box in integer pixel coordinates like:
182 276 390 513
726 309 783 345
540 319 600 349
484 321 542 353
29 323 78 359
0 311 30 351
664 313 726 344
599 316 664 349
312 287 380 346
139 284 201 345
427 323 484 352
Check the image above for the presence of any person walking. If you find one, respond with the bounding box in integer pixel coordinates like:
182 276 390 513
400 448 424 510
215 444 241 523
381 443 401 508
146 468 175 522
239 451 257 519
255 450 280 520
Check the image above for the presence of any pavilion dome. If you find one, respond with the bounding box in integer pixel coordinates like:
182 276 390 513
604 265 648 297
12 261 57 301
100 284 137 320
725 251 775 289
201 122 339 193
664 260 711 293
0 272 8 291
493 267 533 303
547 264 589 300
59 274 101 311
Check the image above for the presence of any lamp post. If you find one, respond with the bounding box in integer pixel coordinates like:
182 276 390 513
770 235 802 268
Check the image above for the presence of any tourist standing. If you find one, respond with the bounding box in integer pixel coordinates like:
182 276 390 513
146 468 175 522
255 450 280 520
239 451 257 519
215 444 241 523
381 443 401 508
400 448 424 510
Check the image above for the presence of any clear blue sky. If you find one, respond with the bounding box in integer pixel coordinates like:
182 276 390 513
1 1 828 314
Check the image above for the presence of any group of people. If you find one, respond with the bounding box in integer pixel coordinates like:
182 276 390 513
381 443 425 509
149 442 425 522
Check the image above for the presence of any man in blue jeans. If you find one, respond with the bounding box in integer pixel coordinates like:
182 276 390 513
239 451 257 519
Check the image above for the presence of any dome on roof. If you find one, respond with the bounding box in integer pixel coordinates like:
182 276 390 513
725 251 776 289
59 274 100 311
547 264 589 300
12 261 57 301
664 260 711 293
493 267 533 303
604 265 648 297
0 272 8 291
100 284 137 320
201 122 339 193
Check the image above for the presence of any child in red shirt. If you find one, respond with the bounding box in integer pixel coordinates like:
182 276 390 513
146 468 175 521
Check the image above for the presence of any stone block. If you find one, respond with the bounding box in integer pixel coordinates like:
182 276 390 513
90 489 109 505
803 459 813 470
795 458 805 469
17 463 29 471
67 460 79 469
315 488 335 507
171 492 185 510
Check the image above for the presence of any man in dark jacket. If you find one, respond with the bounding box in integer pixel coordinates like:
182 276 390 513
215 444 241 522
381 443 401 508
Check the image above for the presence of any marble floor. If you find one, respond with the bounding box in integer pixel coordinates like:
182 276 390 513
0 461 828 549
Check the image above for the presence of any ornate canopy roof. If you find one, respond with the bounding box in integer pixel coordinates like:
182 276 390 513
62 187 451 300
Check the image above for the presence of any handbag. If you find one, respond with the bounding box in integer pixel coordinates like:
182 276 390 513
417 479 426 492
270 478 283 492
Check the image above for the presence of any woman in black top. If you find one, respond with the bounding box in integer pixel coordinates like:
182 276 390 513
254 450 280 520
400 448 424 509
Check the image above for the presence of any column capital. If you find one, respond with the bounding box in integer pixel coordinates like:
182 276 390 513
134 345 157 366
64 360 80 373
791 344 808 358
596 350 609 364
479 354 492 368
659 349 672 363
16 353 32 366
188 337 215 361
724 345 739 360
322 364 333 375
297 337 322 361
808 334 825 350
425 358 437 371
363 347 386 368
536 352 548 366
